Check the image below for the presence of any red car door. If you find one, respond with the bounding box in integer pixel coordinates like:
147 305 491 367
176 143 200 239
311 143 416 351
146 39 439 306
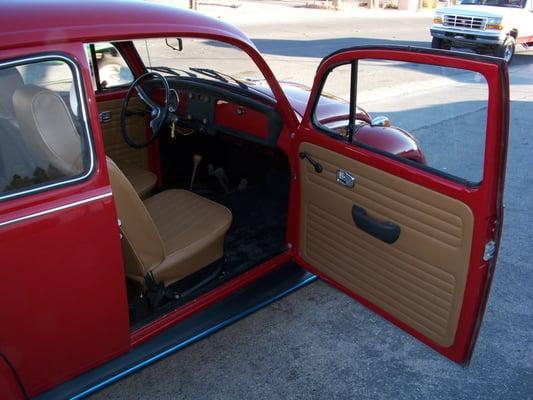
293 47 509 364
0 46 131 397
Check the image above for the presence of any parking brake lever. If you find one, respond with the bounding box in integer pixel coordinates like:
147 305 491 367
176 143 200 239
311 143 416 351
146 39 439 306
299 152 323 173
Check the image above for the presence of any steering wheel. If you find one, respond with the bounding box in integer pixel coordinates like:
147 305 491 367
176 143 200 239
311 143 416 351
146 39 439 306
120 71 171 148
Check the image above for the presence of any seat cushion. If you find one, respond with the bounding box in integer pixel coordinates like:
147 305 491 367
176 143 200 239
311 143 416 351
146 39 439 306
121 166 157 199
144 189 232 285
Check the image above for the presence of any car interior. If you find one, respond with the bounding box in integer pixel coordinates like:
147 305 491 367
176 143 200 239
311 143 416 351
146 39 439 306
107 114 291 328
92 40 291 328
0 39 291 330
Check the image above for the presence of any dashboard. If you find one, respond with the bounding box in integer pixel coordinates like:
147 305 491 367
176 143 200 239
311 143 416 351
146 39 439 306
144 77 283 147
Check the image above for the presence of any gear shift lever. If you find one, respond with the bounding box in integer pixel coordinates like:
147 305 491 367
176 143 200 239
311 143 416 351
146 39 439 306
189 154 202 191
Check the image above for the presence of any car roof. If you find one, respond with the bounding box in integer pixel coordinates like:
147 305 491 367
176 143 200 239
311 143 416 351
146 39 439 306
0 0 254 51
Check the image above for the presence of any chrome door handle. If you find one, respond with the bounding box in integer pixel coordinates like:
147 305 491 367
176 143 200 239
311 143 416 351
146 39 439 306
99 111 112 123
336 169 355 188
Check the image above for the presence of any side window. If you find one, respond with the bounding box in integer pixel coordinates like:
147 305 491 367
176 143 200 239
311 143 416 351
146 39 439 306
313 59 489 184
0 57 92 199
86 43 134 90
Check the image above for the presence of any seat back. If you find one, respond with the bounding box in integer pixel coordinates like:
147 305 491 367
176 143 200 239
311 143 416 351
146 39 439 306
106 157 165 283
0 68 36 190
0 67 24 119
13 84 83 176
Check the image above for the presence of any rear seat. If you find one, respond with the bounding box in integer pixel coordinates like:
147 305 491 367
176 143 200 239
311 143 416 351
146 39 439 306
0 68 38 193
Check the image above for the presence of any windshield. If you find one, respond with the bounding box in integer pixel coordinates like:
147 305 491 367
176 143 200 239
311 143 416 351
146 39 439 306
459 0 526 7
134 38 270 88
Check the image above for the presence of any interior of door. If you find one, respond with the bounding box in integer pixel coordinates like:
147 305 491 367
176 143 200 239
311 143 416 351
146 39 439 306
294 47 509 364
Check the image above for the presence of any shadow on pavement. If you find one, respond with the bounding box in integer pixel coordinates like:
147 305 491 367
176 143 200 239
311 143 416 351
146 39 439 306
251 36 533 84
251 37 430 58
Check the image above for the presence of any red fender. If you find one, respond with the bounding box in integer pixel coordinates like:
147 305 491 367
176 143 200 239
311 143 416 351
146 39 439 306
0 354 26 400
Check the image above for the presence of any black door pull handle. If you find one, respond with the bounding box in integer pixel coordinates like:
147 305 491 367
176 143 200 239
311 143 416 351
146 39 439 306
299 152 323 173
352 205 400 244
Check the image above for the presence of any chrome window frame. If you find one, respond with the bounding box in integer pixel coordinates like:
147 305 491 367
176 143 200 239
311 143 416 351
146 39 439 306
0 53 96 201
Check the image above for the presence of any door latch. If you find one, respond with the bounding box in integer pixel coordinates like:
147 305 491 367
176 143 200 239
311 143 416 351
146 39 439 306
336 169 356 188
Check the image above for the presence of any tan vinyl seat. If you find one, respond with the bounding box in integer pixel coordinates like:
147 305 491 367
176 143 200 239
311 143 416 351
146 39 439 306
107 157 233 287
0 68 24 120
0 68 38 189
69 84 157 199
13 84 84 176
12 82 232 288
121 165 157 200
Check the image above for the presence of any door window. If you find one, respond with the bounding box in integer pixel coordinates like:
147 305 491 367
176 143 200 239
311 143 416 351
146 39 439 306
0 57 93 200
313 59 489 184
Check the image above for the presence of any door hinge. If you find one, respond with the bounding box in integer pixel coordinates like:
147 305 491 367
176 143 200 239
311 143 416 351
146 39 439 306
118 219 123 240
483 240 496 261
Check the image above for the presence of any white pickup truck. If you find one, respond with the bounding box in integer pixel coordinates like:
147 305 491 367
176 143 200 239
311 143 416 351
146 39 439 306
430 0 533 62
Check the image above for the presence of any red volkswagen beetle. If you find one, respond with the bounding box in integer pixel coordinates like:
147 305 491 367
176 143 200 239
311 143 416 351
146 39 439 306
0 1 509 399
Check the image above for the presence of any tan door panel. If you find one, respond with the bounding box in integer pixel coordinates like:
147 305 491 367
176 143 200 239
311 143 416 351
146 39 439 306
97 98 149 170
299 142 474 347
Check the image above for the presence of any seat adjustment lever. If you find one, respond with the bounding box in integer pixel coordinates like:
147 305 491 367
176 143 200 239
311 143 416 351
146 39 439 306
299 152 323 173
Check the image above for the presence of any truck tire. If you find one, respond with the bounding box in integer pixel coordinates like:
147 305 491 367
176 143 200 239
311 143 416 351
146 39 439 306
431 37 444 49
495 37 515 63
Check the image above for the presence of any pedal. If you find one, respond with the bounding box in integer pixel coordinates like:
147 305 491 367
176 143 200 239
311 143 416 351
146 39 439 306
207 164 231 194
237 178 248 191
215 168 231 193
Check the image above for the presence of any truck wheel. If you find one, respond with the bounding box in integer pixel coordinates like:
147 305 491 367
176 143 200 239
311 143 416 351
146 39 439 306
431 37 450 50
431 37 443 49
495 38 515 63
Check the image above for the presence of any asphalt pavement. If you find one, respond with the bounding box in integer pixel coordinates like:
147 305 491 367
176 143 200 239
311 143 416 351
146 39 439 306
91 2 533 399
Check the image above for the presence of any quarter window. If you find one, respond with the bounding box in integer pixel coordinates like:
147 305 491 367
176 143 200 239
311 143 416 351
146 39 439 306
86 43 134 90
0 57 92 199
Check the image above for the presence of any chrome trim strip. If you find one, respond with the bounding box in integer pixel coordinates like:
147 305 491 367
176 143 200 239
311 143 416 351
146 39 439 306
0 192 112 228
0 54 96 201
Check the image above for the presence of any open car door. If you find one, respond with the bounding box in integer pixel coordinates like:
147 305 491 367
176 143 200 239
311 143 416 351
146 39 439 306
293 47 509 364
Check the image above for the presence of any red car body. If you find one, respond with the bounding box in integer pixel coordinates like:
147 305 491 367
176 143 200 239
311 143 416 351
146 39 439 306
0 1 509 399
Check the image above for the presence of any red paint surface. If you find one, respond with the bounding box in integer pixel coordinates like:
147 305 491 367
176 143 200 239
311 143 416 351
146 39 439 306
215 101 270 139
0 357 25 400
252 81 420 159
0 43 131 397
0 1 252 52
517 35 533 45
293 48 508 364
354 124 426 163
0 190 130 397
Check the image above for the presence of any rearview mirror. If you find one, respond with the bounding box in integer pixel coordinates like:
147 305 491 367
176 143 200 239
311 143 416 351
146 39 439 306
165 38 183 52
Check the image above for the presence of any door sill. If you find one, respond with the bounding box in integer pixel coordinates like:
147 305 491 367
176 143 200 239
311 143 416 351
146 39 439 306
36 261 316 400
